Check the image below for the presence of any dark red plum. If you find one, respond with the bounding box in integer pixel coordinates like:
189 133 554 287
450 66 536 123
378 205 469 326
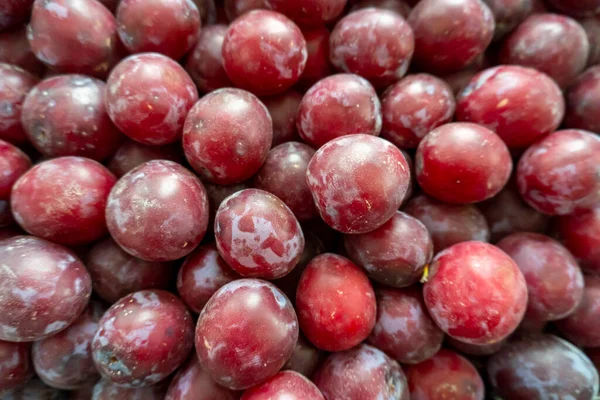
0 139 30 200
224 0 266 20
564 65 600 133
484 0 533 40
165 356 238 400
297 27 333 90
0 0 33 32
555 276 600 347
546 0 600 17
261 91 302 146
91 379 167 400
351 0 411 18
106 139 183 178
283 335 322 378
554 208 600 275
264 0 347 26
0 63 39 145
0 27 45 76
185 25 233 93
0 341 34 392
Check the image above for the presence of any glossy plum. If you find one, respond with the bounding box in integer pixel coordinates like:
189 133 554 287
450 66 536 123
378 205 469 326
297 27 333 90
0 63 38 145
222 10 307 96
92 290 194 387
314 344 409 400
195 279 299 390
21 75 123 161
456 66 565 149
105 53 198 145
344 211 433 287
183 88 272 185
0 139 30 200
241 371 324 400
86 237 173 304
329 8 414 89
408 0 495 74
106 160 209 261
487 335 599 400
554 208 600 275
28 0 121 78
261 91 302 146
0 341 33 392
516 129 600 215
405 349 484 400
116 0 200 60
185 25 233 93
499 14 589 88
11 157 116 245
165 356 238 400
264 0 347 26
296 254 376 351
0 27 45 76
424 241 528 344
91 379 167 400
214 189 304 279
176 242 240 313
106 139 183 178
296 74 381 148
381 74 454 149
564 65 600 133
497 232 584 321
306 134 410 234
555 276 600 347
368 287 444 365
0 236 92 342
254 142 317 221
32 302 104 389
415 122 512 204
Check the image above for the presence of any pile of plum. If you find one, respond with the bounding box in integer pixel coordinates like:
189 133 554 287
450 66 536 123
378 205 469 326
1 0 600 398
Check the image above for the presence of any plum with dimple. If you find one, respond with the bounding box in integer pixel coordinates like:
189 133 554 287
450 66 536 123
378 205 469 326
214 188 304 280
105 160 209 262
195 279 298 390
92 290 194 387
0 236 92 342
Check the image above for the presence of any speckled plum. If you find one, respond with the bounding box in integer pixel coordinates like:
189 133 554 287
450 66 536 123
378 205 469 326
329 8 414 88
546 0 600 17
224 0 266 20
554 208 600 275
241 371 324 400
105 53 198 145
87 237 174 304
351 0 412 18
415 122 512 204
297 27 333 90
21 75 123 161
107 139 183 178
499 14 589 88
368 287 444 365
0 27 45 76
344 211 433 288
0 341 33 392
185 25 233 93
11 157 116 245
176 242 240 313
261 91 302 146
0 0 33 32
479 179 549 242
92 379 167 400
516 129 600 215
403 195 490 253
408 0 495 74
92 290 194 387
183 88 272 185
116 0 200 60
497 233 584 321
314 344 409 400
0 63 39 145
165 356 238 400
106 160 209 261
581 17 600 67
565 65 600 133
0 236 92 342
456 66 564 149
424 241 528 345
381 73 455 149
484 0 533 40
254 142 317 222
306 134 410 234
487 335 599 400
195 279 299 390
214 189 304 279
0 139 30 200
33 301 104 389
283 335 322 377
296 74 381 148
296 254 376 351
264 0 347 26
405 349 484 400
28 0 122 78
222 10 307 96
555 276 600 347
